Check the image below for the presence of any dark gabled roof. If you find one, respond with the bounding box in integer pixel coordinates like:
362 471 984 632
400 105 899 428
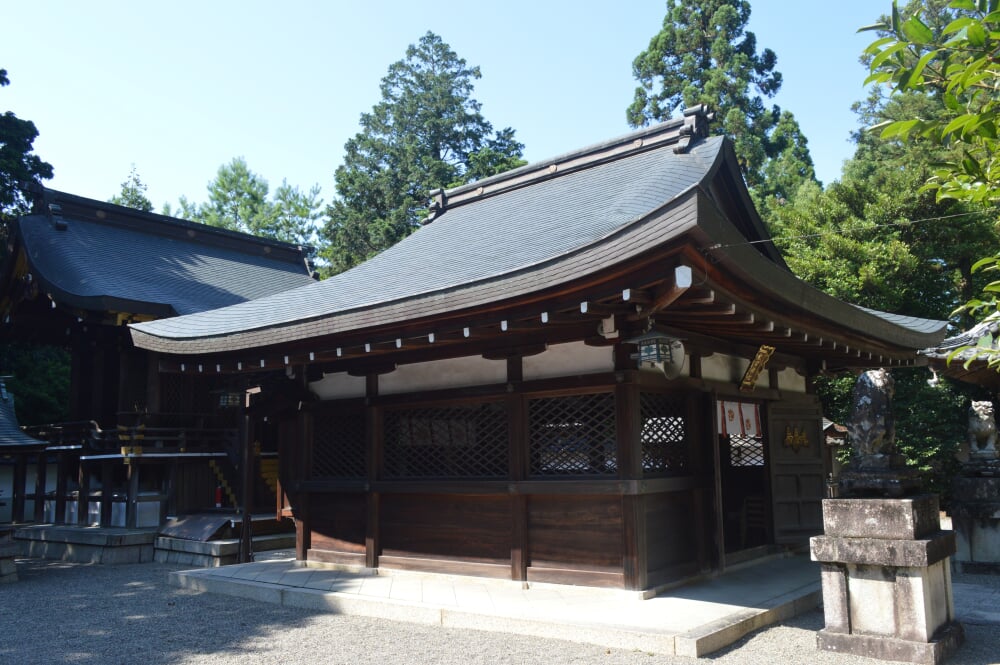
129 111 947 361
921 315 1000 388
0 387 47 452
7 189 316 318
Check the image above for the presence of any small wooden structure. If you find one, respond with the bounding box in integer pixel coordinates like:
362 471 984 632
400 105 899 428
129 110 947 590
0 379 48 525
0 190 315 528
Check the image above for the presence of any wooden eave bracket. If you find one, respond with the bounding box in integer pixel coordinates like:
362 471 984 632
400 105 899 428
626 265 693 321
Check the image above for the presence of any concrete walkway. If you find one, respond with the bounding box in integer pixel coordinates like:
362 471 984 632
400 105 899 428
170 554 821 657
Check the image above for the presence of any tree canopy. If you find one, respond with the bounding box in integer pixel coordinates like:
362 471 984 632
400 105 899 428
322 32 526 274
169 157 323 248
628 0 815 199
863 0 1000 357
0 68 53 219
770 0 996 497
109 164 153 212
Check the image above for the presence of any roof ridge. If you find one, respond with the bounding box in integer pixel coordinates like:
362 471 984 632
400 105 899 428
30 187 312 263
423 106 714 223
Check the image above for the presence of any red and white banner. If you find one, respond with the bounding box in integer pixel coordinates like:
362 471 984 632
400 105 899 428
718 400 761 438
739 402 761 438
719 401 741 436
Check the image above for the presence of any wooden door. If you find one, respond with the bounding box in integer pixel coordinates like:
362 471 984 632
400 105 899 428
767 396 826 546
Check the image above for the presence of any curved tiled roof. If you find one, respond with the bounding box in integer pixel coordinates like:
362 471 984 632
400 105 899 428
129 114 947 359
15 190 316 317
132 132 724 342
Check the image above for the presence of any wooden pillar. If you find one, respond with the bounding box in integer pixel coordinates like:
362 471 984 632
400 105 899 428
690 394 711 572
711 393 726 572
238 406 254 562
100 461 114 526
616 374 646 590
77 460 91 525
12 453 27 522
33 451 47 523
163 458 178 523
145 352 161 413
53 453 69 524
295 409 313 561
507 356 528 582
69 344 86 421
125 462 140 528
365 374 382 569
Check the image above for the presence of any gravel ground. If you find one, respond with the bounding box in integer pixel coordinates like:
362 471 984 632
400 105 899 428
1 558 998 665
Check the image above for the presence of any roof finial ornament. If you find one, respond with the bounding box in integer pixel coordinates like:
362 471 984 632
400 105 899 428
423 189 448 224
673 105 714 154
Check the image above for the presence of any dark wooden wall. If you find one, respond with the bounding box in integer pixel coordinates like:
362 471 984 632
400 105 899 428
291 370 732 591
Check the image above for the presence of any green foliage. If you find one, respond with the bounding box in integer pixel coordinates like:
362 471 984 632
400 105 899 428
862 1 1000 362
628 0 815 198
769 1 1000 499
0 343 70 426
322 32 526 274
108 164 153 212
0 68 53 220
817 369 985 501
862 0 1000 205
173 157 323 248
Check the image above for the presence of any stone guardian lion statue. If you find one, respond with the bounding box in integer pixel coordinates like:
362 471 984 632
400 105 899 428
968 400 997 458
848 368 895 458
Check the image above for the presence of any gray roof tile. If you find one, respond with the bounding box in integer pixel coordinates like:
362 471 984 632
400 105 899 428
17 190 315 317
132 136 723 341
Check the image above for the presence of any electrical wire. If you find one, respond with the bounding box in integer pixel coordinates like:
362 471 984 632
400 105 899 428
708 206 1000 250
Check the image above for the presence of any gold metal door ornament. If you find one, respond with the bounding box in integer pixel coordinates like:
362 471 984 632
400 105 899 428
783 425 809 452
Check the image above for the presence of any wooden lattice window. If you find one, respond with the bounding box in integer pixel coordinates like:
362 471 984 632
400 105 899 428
728 434 765 467
528 392 617 476
640 392 689 475
159 374 217 415
383 402 508 479
311 409 367 480
160 374 186 414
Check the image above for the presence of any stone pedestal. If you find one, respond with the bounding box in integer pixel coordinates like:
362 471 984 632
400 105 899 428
951 463 1000 574
839 453 922 497
810 495 963 664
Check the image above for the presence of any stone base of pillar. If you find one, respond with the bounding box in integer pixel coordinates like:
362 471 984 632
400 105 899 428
810 495 963 665
817 622 964 665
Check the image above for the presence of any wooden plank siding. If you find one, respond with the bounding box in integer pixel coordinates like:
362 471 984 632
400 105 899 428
293 371 718 591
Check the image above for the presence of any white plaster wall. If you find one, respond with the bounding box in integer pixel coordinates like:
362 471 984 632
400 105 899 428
701 353 786 389
700 353 769 388
379 355 507 395
309 372 367 400
522 341 614 381
778 367 807 393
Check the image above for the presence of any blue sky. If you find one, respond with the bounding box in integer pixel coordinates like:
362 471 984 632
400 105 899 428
3 1 889 211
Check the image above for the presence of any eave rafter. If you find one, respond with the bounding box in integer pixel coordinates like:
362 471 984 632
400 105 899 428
154 260 921 375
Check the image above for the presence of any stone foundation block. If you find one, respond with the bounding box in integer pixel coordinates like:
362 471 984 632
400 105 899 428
821 495 940 540
811 497 962 664
811 532 955 568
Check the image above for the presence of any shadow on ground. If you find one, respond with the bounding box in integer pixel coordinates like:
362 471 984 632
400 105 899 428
0 558 324 665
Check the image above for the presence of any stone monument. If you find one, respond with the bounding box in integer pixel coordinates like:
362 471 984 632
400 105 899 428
810 369 963 664
838 368 921 497
951 400 1000 574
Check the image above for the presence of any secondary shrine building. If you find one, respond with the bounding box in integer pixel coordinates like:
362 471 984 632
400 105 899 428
129 108 945 591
